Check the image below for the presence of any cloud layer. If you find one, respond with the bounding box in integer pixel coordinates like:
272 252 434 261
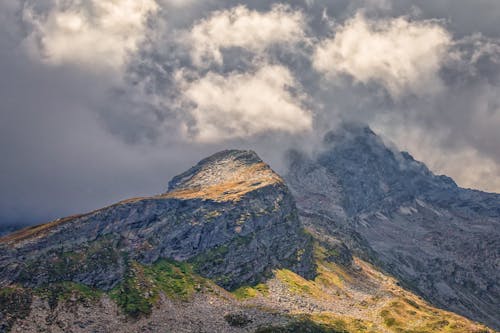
23 0 158 69
177 65 312 141
313 13 451 98
187 4 306 67
0 0 499 226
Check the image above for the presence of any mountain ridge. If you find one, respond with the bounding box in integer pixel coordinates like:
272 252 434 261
0 134 498 332
0 149 315 292
286 123 500 329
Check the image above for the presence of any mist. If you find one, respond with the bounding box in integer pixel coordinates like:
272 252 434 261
1 0 499 227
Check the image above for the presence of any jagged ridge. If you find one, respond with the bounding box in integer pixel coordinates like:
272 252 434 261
0 150 315 293
286 123 500 329
0 145 496 333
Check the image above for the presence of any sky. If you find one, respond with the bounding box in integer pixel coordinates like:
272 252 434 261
1 0 500 227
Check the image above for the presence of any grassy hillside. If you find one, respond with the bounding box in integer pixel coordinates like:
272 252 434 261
1 248 495 332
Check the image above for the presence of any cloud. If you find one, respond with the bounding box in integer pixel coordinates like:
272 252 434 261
22 0 159 70
1 0 500 227
313 13 451 98
186 4 307 67
158 0 195 8
176 64 313 142
373 120 500 192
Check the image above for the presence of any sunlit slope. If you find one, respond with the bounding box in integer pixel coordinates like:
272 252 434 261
233 244 495 333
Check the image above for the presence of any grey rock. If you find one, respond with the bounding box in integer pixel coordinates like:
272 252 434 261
0 150 315 291
285 123 500 329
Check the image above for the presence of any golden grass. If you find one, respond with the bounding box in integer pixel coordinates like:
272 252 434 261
273 263 494 332
275 269 326 298
310 312 379 332
262 244 496 333
378 297 494 332
0 213 88 244
163 162 282 202
1 160 281 244
232 283 269 300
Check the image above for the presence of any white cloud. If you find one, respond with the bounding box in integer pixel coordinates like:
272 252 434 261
313 13 452 98
159 0 195 7
187 4 307 67
373 119 500 193
23 0 159 69
176 65 313 142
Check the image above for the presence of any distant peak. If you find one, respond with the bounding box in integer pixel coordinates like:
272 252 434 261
323 122 376 146
164 149 282 202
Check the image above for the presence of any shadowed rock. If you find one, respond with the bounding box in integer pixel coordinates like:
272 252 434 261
0 150 315 291
286 123 500 329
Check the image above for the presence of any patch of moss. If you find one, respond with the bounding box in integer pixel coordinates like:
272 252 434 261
109 261 155 318
35 282 101 310
144 259 203 300
233 283 269 300
110 259 206 318
276 269 316 295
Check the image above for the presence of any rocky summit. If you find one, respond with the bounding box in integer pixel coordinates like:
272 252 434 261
0 150 314 291
0 143 497 333
286 123 500 330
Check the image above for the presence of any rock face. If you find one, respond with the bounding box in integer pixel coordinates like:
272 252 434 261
286 124 500 330
0 144 498 333
0 150 315 291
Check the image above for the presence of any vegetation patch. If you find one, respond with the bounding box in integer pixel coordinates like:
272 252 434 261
233 283 269 300
274 257 348 300
275 269 319 297
311 313 376 333
143 259 204 300
109 261 153 318
378 298 494 332
110 259 207 318
35 282 101 310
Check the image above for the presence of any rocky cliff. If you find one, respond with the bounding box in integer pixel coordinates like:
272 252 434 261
286 124 500 330
0 150 315 293
0 146 496 333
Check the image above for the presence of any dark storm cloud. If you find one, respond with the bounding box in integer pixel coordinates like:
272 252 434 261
0 0 499 227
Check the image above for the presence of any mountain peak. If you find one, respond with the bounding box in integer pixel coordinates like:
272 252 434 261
165 149 283 202
316 124 459 212
323 122 376 146
0 149 314 294
286 125 500 329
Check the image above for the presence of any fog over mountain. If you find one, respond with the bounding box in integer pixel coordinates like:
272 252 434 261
1 0 500 227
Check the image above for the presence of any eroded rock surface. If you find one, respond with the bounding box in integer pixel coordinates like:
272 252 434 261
0 150 315 292
286 124 500 329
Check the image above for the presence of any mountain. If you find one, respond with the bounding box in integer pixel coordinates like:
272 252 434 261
286 123 500 330
0 150 314 291
0 145 496 332
0 150 315 331
0 226 21 238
